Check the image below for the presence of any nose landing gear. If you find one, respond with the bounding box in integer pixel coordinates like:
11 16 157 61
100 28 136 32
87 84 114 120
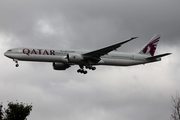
13 59 19 67
15 64 19 67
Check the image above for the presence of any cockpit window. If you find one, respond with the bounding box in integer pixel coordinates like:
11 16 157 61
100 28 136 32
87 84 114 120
7 50 12 52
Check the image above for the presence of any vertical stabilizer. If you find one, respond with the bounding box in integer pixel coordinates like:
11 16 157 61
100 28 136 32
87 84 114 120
138 34 160 56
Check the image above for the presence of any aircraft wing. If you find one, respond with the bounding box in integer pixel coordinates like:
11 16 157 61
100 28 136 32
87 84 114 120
83 37 138 59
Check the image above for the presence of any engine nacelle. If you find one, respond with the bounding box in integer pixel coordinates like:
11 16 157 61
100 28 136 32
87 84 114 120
53 62 70 70
67 53 84 64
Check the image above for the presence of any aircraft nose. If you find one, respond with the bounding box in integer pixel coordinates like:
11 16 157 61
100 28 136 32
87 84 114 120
4 52 9 57
4 51 8 57
4 51 11 58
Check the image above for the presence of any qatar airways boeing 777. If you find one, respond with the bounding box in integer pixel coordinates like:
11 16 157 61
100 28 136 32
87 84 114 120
4 34 171 74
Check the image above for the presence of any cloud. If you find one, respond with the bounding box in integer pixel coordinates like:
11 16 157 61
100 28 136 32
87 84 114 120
37 20 56 35
0 0 180 120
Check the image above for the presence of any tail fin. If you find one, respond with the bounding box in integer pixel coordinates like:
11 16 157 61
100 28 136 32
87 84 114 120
138 34 160 56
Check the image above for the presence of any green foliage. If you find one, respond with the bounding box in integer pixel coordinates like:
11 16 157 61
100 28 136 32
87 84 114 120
0 104 3 120
0 101 32 120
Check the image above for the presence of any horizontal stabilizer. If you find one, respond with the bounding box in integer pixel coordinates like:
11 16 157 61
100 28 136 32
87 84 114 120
146 53 172 60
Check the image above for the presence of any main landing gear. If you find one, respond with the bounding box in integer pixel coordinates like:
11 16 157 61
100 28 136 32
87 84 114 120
77 65 96 74
77 69 87 74
13 59 19 67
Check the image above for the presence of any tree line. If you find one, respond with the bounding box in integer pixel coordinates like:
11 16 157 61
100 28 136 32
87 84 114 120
0 93 180 120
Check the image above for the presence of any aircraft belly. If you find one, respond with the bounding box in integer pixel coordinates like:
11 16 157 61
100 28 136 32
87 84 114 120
99 58 145 66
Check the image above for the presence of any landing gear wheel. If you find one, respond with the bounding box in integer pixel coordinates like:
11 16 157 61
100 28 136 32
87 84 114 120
77 69 88 74
13 59 19 67
85 65 96 71
15 64 19 67
83 70 87 74
92 67 96 70
77 69 81 73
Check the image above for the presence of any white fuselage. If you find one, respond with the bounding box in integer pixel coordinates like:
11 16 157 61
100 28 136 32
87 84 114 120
4 47 159 66
4 35 171 74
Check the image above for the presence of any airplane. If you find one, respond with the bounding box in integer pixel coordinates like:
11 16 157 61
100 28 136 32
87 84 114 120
4 34 171 74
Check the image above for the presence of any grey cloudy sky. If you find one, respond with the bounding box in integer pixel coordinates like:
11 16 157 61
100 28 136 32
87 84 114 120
0 0 180 120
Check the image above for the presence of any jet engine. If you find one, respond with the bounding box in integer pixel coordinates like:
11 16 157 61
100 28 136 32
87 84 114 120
53 62 70 70
67 53 84 64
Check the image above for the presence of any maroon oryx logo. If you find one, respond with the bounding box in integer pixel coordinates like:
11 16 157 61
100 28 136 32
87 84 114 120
142 37 160 56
